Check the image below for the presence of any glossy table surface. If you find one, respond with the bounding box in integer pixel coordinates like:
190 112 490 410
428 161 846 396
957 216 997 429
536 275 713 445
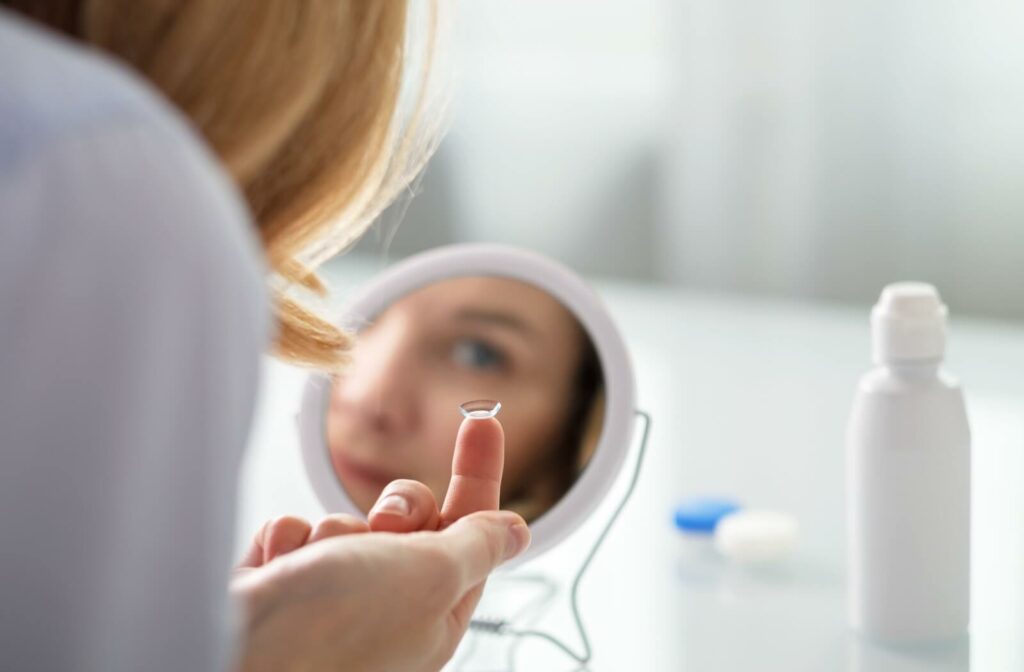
237 257 1024 671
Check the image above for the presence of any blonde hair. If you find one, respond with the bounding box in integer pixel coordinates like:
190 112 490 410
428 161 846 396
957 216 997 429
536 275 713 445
6 0 442 370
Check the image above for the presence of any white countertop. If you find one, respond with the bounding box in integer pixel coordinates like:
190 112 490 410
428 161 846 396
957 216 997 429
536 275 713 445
237 258 1024 671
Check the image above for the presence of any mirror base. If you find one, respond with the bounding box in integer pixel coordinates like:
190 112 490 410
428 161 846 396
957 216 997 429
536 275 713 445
468 409 653 666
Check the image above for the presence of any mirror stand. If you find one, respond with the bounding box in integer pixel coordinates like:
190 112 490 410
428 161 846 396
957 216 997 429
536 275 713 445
468 409 653 667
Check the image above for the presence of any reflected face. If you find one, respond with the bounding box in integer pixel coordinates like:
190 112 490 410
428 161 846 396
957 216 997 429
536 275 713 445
326 276 603 521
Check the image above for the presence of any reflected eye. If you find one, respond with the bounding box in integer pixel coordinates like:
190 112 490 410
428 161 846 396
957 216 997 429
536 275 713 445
451 338 506 371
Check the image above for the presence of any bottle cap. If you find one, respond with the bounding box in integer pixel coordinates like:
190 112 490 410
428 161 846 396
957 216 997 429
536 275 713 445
871 282 948 363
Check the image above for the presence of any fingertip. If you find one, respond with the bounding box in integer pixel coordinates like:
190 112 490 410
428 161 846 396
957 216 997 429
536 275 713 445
471 510 529 562
506 522 531 561
457 415 503 445
368 499 415 533
263 516 312 563
368 479 441 533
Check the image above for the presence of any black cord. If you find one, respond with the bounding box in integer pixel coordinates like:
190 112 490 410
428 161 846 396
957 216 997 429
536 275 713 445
469 409 652 666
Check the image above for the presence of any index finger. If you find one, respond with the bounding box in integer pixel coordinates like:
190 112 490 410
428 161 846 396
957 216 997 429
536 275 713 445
439 415 504 527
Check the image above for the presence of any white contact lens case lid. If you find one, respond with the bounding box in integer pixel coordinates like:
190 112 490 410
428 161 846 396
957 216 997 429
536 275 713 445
714 510 799 564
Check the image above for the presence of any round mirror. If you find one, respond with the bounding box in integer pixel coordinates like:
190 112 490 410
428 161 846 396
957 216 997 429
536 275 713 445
298 243 635 563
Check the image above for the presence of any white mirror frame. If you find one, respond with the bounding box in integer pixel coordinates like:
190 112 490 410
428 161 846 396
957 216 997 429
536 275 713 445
298 243 636 565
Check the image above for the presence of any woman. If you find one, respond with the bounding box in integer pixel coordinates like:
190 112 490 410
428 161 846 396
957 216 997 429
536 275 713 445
0 2 530 671
326 276 605 522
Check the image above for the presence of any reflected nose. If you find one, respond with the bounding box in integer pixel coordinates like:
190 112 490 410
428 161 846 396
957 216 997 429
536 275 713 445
334 319 420 437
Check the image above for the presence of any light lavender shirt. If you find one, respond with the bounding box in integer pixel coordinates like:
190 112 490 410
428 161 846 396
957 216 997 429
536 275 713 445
0 10 269 671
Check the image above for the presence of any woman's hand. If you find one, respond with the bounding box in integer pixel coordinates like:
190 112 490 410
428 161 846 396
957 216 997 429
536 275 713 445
231 510 528 672
237 513 370 568
232 416 529 671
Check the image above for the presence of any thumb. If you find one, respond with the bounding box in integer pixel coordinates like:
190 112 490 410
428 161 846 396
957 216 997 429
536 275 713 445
436 510 531 591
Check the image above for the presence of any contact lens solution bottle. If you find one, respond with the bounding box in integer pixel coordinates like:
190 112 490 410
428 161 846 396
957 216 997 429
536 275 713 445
846 283 971 643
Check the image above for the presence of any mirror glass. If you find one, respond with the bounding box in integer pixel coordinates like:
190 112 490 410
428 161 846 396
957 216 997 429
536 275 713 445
324 275 606 523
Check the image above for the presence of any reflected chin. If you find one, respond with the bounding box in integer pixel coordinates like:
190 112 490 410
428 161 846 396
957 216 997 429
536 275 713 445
330 451 392 512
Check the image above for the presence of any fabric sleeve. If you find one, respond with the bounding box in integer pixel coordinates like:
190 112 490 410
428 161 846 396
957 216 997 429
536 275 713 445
0 115 269 672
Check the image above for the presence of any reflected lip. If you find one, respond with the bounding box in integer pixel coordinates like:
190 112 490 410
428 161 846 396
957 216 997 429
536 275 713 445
332 453 399 491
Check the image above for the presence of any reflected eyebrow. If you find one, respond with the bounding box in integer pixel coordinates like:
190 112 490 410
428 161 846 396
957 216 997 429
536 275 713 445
452 308 538 340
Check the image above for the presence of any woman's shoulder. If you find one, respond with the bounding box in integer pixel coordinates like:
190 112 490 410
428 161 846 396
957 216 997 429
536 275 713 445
1 9 180 167
0 8 268 326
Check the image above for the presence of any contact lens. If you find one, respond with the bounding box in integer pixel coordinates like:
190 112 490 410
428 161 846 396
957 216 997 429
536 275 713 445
459 399 502 419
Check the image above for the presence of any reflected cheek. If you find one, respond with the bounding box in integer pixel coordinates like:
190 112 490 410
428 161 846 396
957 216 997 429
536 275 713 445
327 379 364 447
329 376 355 414
326 393 349 451
333 465 380 514
500 407 564 486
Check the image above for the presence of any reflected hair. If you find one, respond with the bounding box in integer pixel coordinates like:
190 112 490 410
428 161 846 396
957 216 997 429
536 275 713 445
5 0 443 371
508 331 604 522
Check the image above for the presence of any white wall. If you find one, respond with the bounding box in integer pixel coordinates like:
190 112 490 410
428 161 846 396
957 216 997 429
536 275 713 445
662 0 1024 318
349 0 1024 320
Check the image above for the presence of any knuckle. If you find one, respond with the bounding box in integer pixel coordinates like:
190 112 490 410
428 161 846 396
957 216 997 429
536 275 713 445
315 514 364 537
313 518 346 537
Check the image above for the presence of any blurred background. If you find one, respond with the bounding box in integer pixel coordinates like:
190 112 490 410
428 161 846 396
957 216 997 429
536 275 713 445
336 0 1024 321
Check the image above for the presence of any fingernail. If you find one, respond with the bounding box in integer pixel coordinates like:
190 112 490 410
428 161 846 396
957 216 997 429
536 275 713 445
374 494 410 516
504 523 531 561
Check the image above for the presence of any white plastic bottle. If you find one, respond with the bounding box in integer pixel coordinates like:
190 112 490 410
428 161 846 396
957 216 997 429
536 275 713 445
846 283 971 643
